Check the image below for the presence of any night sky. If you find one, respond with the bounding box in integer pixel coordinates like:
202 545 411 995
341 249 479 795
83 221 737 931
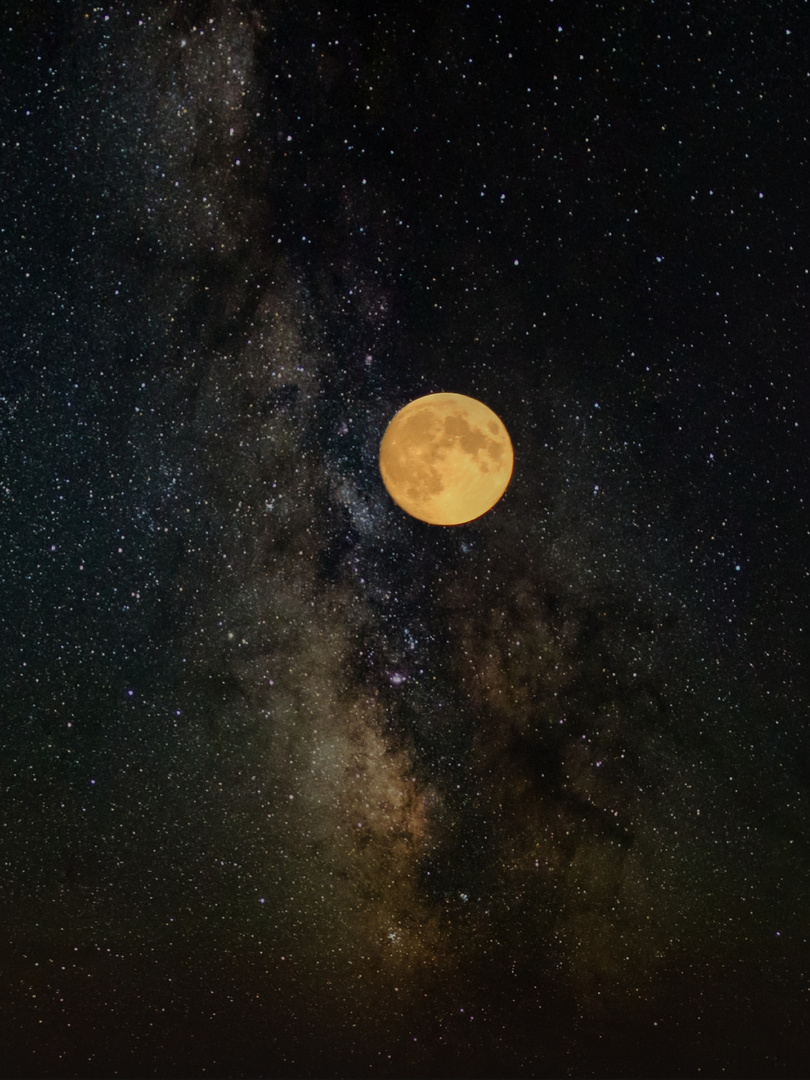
2 2 809 1077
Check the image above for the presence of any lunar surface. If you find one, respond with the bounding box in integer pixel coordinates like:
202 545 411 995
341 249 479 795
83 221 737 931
379 393 514 525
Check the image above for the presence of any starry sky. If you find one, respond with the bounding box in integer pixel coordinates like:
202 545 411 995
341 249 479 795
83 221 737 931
2 2 809 1077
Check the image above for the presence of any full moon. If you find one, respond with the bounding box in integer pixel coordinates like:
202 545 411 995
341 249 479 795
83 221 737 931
379 393 514 525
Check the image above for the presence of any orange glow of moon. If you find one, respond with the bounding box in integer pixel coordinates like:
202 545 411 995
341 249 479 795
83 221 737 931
379 393 514 525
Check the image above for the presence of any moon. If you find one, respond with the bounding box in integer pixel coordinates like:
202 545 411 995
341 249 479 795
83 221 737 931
379 393 514 525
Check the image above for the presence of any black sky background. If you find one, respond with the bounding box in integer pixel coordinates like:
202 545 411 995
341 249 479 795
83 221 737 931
2 2 810 1077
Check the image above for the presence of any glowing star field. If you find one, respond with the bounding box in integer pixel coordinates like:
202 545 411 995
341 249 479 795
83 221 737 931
1 4 808 1078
